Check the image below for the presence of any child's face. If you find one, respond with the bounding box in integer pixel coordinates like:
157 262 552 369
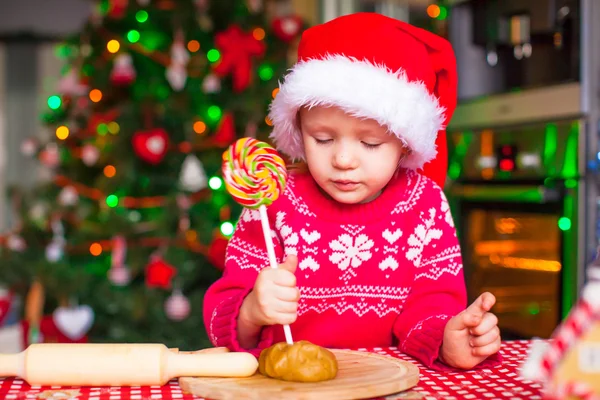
299 106 409 204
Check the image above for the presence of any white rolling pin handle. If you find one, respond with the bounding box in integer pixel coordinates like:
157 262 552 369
166 352 258 378
0 353 24 378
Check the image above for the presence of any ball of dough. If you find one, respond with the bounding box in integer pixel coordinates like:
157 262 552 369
258 340 338 382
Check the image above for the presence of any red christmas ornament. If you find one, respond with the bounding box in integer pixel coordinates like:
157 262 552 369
271 15 304 42
145 257 177 289
108 0 128 19
212 113 236 146
0 290 12 326
213 25 266 92
110 53 136 86
208 233 229 271
132 128 169 164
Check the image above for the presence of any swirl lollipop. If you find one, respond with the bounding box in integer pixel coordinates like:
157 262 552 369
222 137 294 345
222 137 287 209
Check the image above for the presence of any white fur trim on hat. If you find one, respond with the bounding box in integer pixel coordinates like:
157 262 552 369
268 55 446 169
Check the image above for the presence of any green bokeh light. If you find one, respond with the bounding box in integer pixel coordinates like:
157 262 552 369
136 10 149 23
97 123 108 136
258 65 274 81
558 217 571 231
207 105 222 122
106 194 119 208
437 6 448 20
55 44 72 58
47 95 62 110
206 49 221 63
127 30 140 43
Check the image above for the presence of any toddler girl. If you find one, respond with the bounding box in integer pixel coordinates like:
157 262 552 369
204 12 501 370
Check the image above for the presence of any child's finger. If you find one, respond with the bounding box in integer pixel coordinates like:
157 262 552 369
279 255 298 273
469 312 499 336
471 338 501 357
274 300 298 314
277 311 298 325
470 326 500 347
273 269 297 287
465 292 496 318
275 286 300 302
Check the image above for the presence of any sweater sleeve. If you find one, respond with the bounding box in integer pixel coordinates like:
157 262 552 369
393 176 501 370
203 207 284 357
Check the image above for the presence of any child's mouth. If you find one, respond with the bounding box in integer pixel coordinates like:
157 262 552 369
332 180 359 191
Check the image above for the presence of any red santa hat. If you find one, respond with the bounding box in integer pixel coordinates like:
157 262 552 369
268 13 457 188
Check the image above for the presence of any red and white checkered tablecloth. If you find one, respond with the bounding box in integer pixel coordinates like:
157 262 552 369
0 340 543 400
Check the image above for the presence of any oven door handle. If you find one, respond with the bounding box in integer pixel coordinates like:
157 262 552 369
447 184 561 203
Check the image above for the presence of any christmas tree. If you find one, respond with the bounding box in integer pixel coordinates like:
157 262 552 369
0 0 304 350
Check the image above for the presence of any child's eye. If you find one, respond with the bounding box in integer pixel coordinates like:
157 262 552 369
362 142 381 149
314 138 332 145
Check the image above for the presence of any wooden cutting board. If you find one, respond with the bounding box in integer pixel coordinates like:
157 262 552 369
179 349 420 400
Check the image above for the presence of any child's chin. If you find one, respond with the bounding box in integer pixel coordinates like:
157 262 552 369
329 190 369 205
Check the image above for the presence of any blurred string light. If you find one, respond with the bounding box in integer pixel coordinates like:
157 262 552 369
47 95 62 110
104 165 116 178
55 44 72 58
272 88 279 98
89 89 103 103
426 4 447 20
107 40 120 53
97 123 109 135
207 105 222 122
136 10 149 23
187 40 200 52
209 176 223 190
220 221 234 236
258 64 274 81
106 194 119 208
56 126 69 140
193 121 207 134
206 49 220 63
90 242 102 256
108 122 120 134
127 30 141 43
252 28 266 40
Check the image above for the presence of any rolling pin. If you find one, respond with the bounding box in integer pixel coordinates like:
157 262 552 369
0 343 258 386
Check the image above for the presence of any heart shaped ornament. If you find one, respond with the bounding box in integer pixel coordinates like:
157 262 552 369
271 15 303 42
53 305 95 340
132 128 169 164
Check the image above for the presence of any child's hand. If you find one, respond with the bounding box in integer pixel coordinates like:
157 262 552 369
240 255 300 328
440 292 501 370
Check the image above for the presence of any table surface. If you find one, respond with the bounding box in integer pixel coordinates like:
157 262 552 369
0 340 543 400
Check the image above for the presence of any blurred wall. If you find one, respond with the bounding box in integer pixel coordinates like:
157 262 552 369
0 0 92 40
0 1 90 230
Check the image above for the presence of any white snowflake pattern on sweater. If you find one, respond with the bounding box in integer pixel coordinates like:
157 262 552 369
275 211 298 256
406 208 443 267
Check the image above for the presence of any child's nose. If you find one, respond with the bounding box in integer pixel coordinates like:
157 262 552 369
332 149 358 170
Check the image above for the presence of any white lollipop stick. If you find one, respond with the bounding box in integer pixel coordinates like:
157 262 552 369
259 204 294 345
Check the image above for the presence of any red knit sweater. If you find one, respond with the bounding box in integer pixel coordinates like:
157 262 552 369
204 170 494 369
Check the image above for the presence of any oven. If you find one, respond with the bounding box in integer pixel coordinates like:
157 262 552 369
445 119 581 339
